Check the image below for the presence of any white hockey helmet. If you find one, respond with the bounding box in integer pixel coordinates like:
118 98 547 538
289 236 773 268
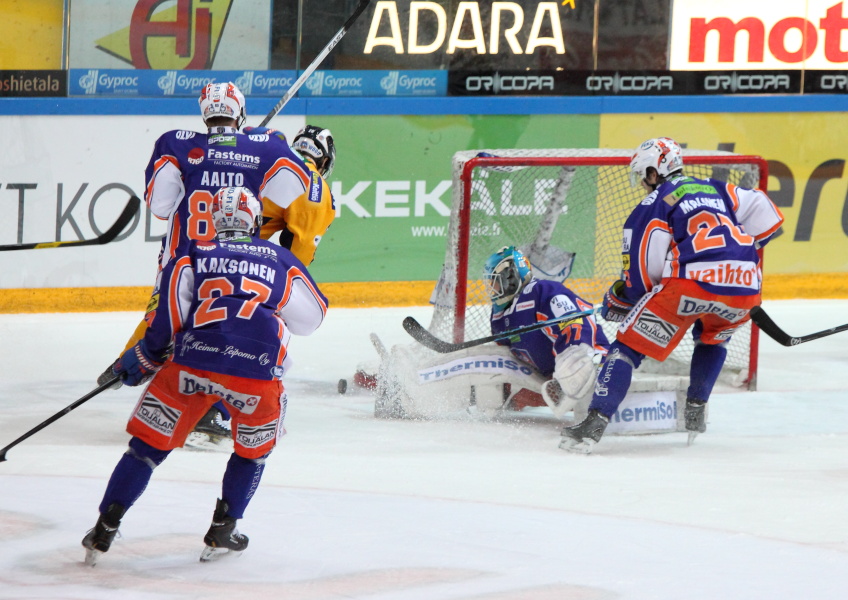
199 82 246 129
629 137 684 187
292 125 336 178
211 187 262 239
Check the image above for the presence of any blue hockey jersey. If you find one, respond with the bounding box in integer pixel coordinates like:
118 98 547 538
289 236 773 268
142 236 328 381
491 279 609 377
620 175 784 302
144 126 316 266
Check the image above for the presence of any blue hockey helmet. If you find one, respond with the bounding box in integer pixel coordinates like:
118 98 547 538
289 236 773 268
483 246 533 309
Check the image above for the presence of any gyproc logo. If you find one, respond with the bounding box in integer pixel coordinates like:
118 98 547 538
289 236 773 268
235 71 254 94
157 71 177 95
306 72 363 95
79 70 99 94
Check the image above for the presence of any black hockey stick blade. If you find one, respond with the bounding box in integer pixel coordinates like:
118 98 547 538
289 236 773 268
0 376 120 462
403 307 599 354
750 305 848 347
258 0 372 126
0 195 140 251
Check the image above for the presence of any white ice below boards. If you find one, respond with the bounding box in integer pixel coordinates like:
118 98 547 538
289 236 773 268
0 299 847 599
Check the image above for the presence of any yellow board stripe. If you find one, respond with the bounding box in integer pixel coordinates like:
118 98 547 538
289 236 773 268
0 273 846 313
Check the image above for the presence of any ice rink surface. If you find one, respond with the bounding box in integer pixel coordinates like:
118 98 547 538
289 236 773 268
1 299 847 599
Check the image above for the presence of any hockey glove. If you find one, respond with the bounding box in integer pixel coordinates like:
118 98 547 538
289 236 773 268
113 340 164 387
553 344 596 400
601 280 634 323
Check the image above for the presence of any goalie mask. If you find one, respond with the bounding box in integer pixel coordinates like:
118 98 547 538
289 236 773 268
199 82 246 129
484 246 533 310
629 137 683 188
292 125 336 179
211 187 261 240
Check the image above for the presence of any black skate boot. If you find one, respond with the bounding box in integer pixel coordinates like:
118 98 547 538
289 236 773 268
82 503 126 566
186 408 232 451
685 399 707 446
559 410 609 454
200 498 248 562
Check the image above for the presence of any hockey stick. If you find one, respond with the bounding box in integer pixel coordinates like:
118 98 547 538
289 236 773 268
749 305 848 346
0 376 120 462
403 307 600 354
258 0 372 127
0 196 140 252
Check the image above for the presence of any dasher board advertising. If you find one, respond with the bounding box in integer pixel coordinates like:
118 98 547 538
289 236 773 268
670 0 848 70
68 0 272 70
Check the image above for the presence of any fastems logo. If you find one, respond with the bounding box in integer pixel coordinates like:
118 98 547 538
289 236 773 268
671 0 848 69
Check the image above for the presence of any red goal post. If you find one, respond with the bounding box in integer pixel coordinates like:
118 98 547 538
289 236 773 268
428 149 769 390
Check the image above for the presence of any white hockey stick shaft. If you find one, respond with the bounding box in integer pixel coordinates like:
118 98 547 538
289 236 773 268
258 0 372 127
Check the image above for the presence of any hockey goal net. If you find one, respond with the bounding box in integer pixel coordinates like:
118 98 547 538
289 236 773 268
428 149 768 389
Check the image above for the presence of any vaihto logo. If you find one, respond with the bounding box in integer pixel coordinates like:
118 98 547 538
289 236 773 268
95 0 234 69
670 0 848 70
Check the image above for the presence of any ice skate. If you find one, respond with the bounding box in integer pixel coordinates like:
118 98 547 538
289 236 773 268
81 503 125 566
685 400 707 446
559 410 609 454
199 498 248 562
186 408 233 452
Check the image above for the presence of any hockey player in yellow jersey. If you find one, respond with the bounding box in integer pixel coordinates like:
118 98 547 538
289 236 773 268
253 124 336 267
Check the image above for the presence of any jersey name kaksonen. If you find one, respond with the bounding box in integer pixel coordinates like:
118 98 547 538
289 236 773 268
196 257 276 283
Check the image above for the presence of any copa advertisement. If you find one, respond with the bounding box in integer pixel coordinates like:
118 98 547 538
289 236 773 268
1 112 846 297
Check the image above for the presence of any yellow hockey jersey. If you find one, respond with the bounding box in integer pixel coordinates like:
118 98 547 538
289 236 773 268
259 157 335 267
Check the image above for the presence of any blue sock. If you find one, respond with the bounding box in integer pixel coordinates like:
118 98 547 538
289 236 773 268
589 342 644 418
98 437 170 515
221 452 268 519
213 400 231 421
688 342 727 402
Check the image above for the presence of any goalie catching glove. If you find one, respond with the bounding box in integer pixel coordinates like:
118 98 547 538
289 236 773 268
111 340 164 386
541 344 596 415
601 279 634 323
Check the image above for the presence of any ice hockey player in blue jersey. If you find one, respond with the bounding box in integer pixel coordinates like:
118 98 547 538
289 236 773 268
82 187 328 566
145 82 322 265
560 137 784 453
99 81 337 449
485 246 609 414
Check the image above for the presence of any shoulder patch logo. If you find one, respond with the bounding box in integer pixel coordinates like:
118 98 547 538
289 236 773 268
176 131 196 140
187 147 205 165
308 173 323 203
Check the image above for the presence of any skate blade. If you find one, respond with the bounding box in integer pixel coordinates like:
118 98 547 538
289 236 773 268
558 438 595 454
84 547 103 567
185 433 233 452
199 545 244 562
687 431 699 446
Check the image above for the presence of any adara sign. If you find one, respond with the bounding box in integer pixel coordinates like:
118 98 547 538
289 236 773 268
670 0 848 70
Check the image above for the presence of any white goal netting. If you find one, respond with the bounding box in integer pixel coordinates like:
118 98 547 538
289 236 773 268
428 149 767 389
